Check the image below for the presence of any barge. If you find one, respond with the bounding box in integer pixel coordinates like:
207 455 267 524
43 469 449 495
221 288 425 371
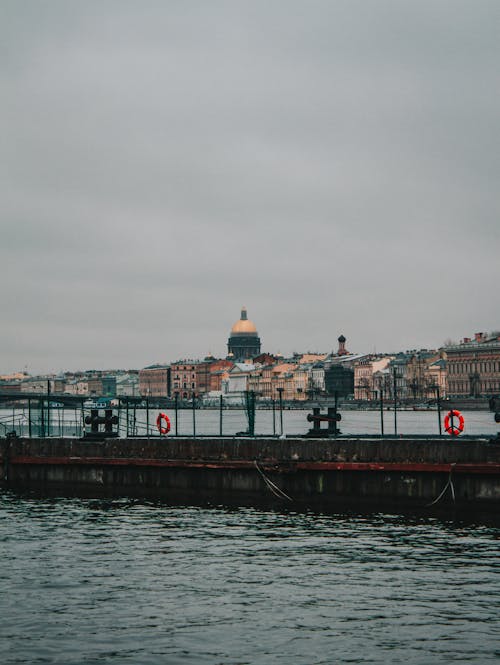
1 434 499 511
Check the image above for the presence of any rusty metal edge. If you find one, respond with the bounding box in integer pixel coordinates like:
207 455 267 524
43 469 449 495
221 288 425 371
2 456 500 475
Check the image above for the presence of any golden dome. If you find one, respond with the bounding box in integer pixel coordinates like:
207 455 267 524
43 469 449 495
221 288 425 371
230 307 258 335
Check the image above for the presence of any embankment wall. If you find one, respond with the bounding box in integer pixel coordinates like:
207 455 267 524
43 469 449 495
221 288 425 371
1 436 499 509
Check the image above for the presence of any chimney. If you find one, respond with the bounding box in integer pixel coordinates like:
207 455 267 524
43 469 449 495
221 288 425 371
463 337 471 344
474 332 482 342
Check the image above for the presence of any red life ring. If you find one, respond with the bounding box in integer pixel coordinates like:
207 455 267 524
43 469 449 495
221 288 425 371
156 412 171 435
444 409 464 437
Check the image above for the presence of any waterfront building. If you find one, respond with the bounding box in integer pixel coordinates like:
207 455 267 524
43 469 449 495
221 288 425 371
20 377 49 394
116 373 139 397
384 350 444 400
223 363 257 404
87 376 103 396
445 333 500 397
139 364 171 398
354 356 394 400
405 351 442 399
427 358 447 398
253 353 277 365
324 364 354 397
196 358 234 395
294 353 328 365
169 361 198 399
292 364 310 400
268 363 299 402
64 380 89 395
227 307 261 361
52 375 66 394
310 362 326 395
0 381 22 394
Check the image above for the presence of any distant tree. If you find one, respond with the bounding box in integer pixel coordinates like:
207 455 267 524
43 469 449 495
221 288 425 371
443 338 457 348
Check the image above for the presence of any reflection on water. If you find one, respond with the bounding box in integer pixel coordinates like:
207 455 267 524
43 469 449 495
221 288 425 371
1 491 499 664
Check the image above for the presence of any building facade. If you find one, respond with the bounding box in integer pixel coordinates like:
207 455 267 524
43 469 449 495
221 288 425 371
445 333 500 397
169 361 198 399
139 364 171 398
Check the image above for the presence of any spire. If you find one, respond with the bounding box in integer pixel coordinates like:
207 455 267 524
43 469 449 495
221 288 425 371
241 307 247 320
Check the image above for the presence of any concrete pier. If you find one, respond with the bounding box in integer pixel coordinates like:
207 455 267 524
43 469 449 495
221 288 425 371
1 436 499 509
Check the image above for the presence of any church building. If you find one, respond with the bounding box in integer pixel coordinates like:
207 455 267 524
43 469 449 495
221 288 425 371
227 307 261 361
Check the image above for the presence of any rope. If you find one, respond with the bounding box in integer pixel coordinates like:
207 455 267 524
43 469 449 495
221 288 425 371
254 461 293 502
426 463 456 507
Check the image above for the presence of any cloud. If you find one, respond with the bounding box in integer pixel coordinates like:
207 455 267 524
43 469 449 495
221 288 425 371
1 1 499 373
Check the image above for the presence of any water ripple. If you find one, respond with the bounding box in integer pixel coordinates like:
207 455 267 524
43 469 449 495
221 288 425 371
1 491 499 664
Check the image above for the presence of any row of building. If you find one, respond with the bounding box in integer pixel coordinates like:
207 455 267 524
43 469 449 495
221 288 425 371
1 309 499 402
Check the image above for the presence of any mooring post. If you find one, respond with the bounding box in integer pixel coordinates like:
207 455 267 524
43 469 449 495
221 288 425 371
146 396 150 438
28 399 32 438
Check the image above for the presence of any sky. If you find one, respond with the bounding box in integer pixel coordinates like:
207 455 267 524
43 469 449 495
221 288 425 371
1 1 499 375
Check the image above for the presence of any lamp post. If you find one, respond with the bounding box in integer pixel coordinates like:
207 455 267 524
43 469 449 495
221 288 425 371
432 383 442 435
277 387 284 436
192 391 196 437
393 366 399 437
174 391 179 436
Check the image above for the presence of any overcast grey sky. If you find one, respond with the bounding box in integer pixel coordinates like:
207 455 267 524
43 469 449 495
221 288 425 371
1 1 499 374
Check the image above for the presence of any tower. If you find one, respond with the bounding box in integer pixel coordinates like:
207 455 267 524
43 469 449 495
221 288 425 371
338 335 348 356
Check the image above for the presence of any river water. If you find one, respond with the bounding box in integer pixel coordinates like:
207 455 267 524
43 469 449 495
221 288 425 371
1 407 498 438
1 491 499 664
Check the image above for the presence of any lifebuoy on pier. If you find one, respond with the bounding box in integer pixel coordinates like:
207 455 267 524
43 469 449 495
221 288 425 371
156 412 171 435
444 409 465 437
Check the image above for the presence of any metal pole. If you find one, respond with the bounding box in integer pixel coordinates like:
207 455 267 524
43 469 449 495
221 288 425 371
393 367 398 437
126 399 129 437
219 394 223 436
192 392 196 437
146 396 150 438
334 391 338 439
380 385 384 437
28 399 32 438
47 379 51 437
175 392 179 436
278 388 284 436
272 398 276 436
40 398 45 438
436 385 442 436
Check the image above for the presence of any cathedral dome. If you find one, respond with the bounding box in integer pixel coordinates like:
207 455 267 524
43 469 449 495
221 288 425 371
230 307 258 336
227 307 261 361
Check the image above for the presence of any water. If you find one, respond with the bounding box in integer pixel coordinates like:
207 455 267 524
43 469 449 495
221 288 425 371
1 491 499 664
1 407 498 438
